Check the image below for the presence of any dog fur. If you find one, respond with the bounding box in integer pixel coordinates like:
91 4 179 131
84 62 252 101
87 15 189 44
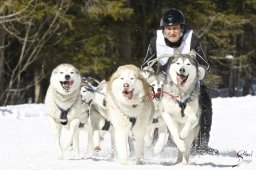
45 63 83 159
159 49 205 164
106 64 154 164
141 71 169 155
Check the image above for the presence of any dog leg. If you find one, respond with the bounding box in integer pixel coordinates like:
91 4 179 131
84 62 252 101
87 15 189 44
133 127 146 165
110 128 116 159
115 128 129 164
93 130 101 152
72 128 80 158
154 120 168 155
144 125 154 147
64 119 80 158
179 115 198 140
128 135 135 157
161 112 185 152
47 116 63 160
86 124 94 157
176 150 183 164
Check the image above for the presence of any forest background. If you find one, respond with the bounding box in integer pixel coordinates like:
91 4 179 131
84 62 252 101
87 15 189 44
0 0 255 105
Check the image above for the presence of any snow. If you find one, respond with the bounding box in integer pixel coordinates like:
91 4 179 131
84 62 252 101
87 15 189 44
0 96 255 170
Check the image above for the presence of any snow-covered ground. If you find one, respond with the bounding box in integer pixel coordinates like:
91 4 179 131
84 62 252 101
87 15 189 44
0 96 255 170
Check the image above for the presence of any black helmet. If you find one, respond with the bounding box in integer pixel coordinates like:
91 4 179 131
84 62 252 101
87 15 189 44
160 8 185 27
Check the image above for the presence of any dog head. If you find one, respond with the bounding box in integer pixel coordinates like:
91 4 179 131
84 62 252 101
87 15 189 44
167 49 205 88
141 70 164 101
80 77 100 103
108 64 150 102
50 64 81 95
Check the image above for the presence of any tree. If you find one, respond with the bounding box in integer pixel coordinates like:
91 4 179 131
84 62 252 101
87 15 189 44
0 0 73 105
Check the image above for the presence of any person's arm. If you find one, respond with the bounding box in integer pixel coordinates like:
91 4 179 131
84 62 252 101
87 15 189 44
191 34 210 72
141 43 157 71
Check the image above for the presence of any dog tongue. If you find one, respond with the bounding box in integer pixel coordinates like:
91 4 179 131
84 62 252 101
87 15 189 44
63 80 73 89
123 89 133 99
176 76 183 85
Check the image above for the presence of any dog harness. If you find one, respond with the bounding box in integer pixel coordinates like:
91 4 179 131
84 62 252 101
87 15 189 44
56 105 72 125
81 99 93 106
152 118 159 123
102 119 111 131
129 117 136 129
176 99 189 117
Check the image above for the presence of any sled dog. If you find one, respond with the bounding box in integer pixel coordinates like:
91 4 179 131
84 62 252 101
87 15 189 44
159 49 205 164
80 77 111 154
45 63 83 159
106 64 154 164
141 71 169 155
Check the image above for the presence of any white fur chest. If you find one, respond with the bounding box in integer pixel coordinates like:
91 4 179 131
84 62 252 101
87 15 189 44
161 95 199 124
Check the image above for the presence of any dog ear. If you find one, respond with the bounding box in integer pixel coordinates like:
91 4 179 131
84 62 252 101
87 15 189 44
198 66 206 80
140 68 154 80
189 49 197 59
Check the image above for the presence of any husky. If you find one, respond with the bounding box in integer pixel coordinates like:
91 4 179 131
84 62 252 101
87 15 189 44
45 63 83 160
141 71 169 155
106 64 154 164
79 77 102 156
159 49 205 164
80 77 111 154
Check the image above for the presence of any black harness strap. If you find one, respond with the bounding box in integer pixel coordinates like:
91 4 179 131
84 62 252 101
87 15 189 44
57 105 71 125
102 119 111 131
81 99 93 106
152 118 159 123
129 117 136 129
176 99 189 117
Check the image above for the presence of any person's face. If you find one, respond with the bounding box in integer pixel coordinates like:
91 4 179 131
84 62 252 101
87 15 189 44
163 25 183 43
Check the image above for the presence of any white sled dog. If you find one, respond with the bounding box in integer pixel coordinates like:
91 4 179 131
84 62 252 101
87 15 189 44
141 70 169 155
45 63 83 160
159 49 206 164
106 64 154 164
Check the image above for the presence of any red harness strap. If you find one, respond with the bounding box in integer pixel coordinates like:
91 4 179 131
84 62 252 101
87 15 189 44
147 90 180 100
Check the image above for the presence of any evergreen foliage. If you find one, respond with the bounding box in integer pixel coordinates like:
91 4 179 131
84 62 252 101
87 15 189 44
0 0 255 104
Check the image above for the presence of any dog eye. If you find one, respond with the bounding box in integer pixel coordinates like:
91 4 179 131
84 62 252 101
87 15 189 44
120 77 124 80
130 78 135 80
152 84 155 87
187 63 191 65
60 72 63 74
176 62 180 65
70 72 74 74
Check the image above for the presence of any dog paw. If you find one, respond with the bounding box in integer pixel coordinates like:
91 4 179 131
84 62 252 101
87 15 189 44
136 158 144 165
94 146 101 152
176 160 188 165
119 159 129 165
154 143 164 155
57 155 64 160
176 140 186 153
179 131 187 140
144 138 152 147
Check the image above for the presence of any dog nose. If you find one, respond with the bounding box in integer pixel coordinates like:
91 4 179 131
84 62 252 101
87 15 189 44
179 68 185 74
157 88 161 92
65 75 70 79
123 83 129 88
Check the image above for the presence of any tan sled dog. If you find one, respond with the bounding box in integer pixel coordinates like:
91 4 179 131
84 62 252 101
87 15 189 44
106 64 154 164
